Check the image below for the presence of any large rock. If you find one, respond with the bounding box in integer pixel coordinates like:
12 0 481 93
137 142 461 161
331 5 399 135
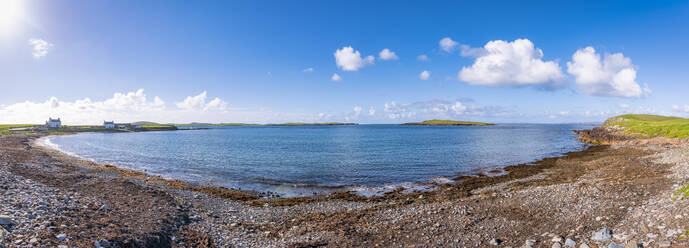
56 233 68 241
0 226 7 248
607 242 623 248
0 216 11 226
591 227 613 242
564 238 577 247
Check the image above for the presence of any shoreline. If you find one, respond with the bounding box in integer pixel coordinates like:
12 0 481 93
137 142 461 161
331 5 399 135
33 131 590 200
1 131 689 247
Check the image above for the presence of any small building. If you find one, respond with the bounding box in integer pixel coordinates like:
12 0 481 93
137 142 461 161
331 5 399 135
46 118 62 129
114 123 131 129
32 125 47 131
104 121 115 129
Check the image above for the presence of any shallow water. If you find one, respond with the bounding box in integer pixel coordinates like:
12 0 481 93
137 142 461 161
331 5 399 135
44 124 594 196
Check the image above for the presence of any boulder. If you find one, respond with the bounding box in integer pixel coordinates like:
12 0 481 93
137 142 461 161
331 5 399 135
591 227 613 242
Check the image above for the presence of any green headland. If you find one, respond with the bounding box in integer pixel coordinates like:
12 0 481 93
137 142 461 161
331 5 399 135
603 114 689 138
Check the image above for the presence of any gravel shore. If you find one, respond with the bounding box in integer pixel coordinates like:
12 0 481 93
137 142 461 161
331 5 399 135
1 133 688 247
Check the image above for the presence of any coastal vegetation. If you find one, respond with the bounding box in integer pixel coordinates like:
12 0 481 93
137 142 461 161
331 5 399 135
402 119 494 126
604 114 689 138
0 124 37 136
673 184 689 201
0 123 178 136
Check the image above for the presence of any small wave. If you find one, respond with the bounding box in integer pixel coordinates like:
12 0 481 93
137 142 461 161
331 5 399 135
35 136 92 161
347 181 438 197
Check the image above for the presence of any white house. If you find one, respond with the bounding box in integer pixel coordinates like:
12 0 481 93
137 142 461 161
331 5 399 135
114 123 131 129
104 121 115 129
46 118 62 129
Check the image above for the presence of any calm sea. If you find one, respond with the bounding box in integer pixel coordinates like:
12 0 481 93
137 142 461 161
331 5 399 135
43 124 594 197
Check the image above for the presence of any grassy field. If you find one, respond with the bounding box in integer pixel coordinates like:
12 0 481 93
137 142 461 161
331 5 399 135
0 124 38 136
402 119 494 126
604 114 689 138
1 124 178 136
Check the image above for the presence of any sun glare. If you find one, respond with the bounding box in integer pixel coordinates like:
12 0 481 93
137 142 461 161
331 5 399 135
0 0 24 34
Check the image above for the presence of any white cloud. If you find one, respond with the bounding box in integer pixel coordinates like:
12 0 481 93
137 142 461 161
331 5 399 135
619 103 630 109
451 102 467 113
417 54 429 61
458 39 564 88
331 73 342 82
673 105 689 113
0 89 170 124
353 106 362 117
439 37 458 53
28 38 53 59
459 44 486 57
176 91 228 111
303 67 314 72
567 47 645 98
383 99 505 120
419 70 430 80
368 107 375 116
334 46 374 71
379 48 399 60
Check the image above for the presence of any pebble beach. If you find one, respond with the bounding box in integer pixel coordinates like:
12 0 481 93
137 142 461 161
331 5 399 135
1 130 689 247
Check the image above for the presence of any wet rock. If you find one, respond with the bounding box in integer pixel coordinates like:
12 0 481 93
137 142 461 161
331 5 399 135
522 239 537 248
94 239 110 247
56 233 68 241
658 241 671 247
624 241 641 248
0 216 11 226
99 205 109 211
607 242 622 248
564 238 577 247
0 227 7 248
591 227 612 242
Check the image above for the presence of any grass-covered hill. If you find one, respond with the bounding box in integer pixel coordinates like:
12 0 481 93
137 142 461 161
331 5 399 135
402 119 494 126
603 114 689 138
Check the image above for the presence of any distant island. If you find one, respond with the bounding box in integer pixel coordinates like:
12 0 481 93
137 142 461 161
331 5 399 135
402 119 494 126
266 122 357 126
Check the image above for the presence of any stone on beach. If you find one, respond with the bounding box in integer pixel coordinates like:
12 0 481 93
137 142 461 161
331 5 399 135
0 216 11 226
591 227 612 241
564 238 577 247
0 226 7 248
489 238 502 245
56 233 68 241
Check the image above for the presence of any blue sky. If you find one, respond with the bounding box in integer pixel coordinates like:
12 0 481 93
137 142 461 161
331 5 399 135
1 0 688 124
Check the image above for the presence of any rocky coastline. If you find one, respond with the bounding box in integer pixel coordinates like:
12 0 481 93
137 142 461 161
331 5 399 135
1 127 689 247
